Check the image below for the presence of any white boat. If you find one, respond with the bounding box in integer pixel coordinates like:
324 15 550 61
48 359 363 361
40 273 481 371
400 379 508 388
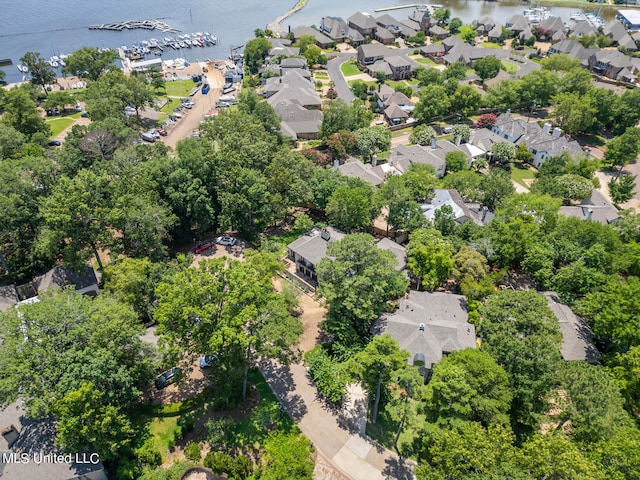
570 11 586 21
16 64 28 73
523 6 550 23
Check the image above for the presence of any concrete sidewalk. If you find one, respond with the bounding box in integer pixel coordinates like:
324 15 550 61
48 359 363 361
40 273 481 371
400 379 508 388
260 360 414 480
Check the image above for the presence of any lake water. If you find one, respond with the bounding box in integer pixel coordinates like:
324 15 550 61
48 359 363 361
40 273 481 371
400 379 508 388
1 0 618 84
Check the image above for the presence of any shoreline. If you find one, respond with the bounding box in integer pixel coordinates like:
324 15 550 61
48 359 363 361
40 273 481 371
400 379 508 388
266 0 309 34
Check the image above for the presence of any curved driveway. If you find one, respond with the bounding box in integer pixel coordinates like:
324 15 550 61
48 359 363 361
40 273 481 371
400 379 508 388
327 53 356 103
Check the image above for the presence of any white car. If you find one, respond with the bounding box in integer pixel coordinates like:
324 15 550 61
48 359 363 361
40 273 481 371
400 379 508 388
215 236 236 246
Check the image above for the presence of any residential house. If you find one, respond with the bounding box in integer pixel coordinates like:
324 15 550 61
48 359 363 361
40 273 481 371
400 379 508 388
271 100 323 140
470 128 506 153
287 227 345 283
542 292 601 363
385 55 413 79
267 38 300 57
0 400 108 480
337 158 395 186
292 26 335 48
319 16 349 42
487 24 504 43
380 90 414 125
419 44 445 62
492 112 584 167
357 43 392 66
569 20 598 39
375 27 396 44
262 69 315 98
604 19 637 51
538 16 567 41
429 25 449 40
348 12 378 36
375 291 476 379
376 237 407 271
442 35 465 52
547 39 592 64
376 14 404 37
409 7 432 32
287 226 406 283
266 83 322 110
558 189 620 225
421 189 493 225
588 49 637 81
476 15 497 36
388 139 470 177
396 20 419 38
0 284 18 312
280 57 308 69
505 14 531 34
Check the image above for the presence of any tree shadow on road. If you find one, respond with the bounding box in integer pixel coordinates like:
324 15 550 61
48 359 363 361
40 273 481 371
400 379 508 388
382 455 416 480
259 360 308 422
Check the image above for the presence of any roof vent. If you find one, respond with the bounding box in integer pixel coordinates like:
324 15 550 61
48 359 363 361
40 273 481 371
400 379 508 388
320 228 330 241
419 323 425 331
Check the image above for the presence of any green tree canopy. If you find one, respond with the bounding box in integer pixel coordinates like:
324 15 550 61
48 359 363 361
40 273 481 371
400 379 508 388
409 124 436 146
317 233 408 345
474 56 502 80
414 85 451 123
326 183 379 232
425 349 512 428
406 227 455 291
155 252 302 400
62 46 118 81
0 290 154 417
480 289 563 429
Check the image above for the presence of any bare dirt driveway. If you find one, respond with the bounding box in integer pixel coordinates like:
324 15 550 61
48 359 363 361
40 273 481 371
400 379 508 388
163 65 225 149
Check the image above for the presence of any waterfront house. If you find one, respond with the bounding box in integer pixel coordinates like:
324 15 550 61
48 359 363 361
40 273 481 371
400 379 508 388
587 49 638 81
292 26 334 49
348 12 378 36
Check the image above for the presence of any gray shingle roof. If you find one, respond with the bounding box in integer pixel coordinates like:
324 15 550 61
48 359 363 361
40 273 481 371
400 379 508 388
0 401 106 480
266 84 322 108
287 227 346 266
337 159 386 186
376 237 407 270
348 12 378 31
272 100 322 138
292 26 334 46
542 292 601 363
380 291 475 369
35 265 98 293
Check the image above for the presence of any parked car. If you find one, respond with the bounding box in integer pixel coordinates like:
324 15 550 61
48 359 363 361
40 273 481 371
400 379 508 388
182 102 194 109
215 101 229 108
156 128 168 136
195 240 215 254
155 367 181 389
81 112 90 118
47 140 61 147
215 236 236 246
75 103 82 112
199 354 218 368
140 132 156 143
443 126 453 134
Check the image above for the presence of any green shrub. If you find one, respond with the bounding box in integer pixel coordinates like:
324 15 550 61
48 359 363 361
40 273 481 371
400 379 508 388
135 439 162 469
204 451 232 474
184 442 202 462
229 455 254 479
304 345 347 403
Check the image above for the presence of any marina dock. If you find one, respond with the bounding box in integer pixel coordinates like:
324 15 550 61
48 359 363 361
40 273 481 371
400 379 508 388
374 3 443 12
89 19 179 33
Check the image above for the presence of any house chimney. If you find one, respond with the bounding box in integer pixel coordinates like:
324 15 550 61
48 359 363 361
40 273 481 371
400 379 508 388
372 154 377 167
333 159 340 170
320 228 331 241
542 123 552 134
431 137 437 149
552 127 562 137
586 208 593 221
455 135 461 146
506 109 511 116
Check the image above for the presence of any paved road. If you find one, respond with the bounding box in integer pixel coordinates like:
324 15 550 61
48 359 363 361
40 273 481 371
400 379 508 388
326 53 356 103
260 360 415 480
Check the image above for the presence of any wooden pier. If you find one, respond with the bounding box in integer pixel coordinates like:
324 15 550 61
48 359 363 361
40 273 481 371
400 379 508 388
89 19 179 33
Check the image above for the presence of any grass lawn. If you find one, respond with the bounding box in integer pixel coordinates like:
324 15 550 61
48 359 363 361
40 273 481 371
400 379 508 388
366 408 425 459
414 57 437 66
46 117 75 137
377 150 390 161
135 369 295 456
511 163 536 188
482 42 503 49
315 72 329 80
164 79 195 98
501 60 519 74
160 97 182 115
392 127 413 138
348 79 377 88
341 61 361 77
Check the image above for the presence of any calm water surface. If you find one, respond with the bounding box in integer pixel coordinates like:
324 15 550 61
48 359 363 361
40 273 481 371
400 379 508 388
0 0 618 83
